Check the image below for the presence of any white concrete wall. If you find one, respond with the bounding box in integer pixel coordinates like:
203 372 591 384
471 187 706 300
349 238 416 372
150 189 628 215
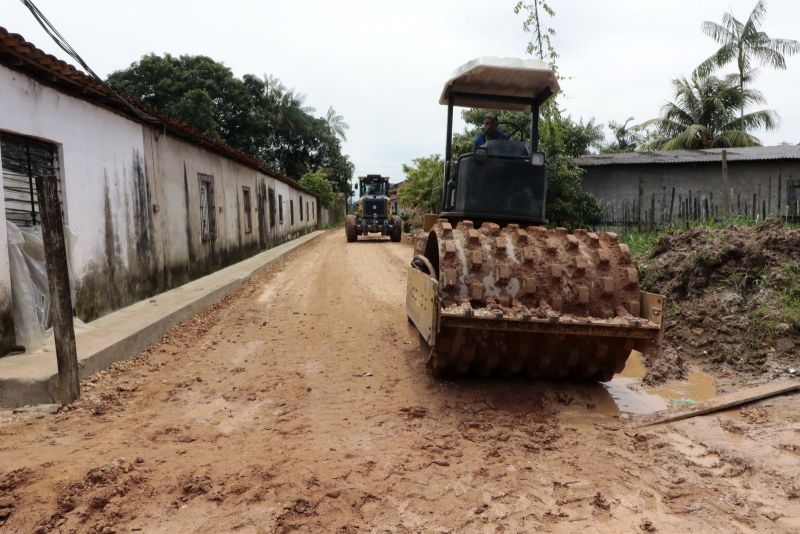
319 201 346 227
0 64 319 341
142 127 318 278
0 65 146 281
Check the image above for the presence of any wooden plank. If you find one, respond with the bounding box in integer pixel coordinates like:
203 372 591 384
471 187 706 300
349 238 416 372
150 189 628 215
637 177 643 231
35 175 79 404
668 187 675 225
721 149 730 217
638 380 800 428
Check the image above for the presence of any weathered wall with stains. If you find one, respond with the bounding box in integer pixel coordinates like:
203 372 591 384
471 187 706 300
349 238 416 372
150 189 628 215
0 64 147 330
319 200 346 227
0 64 319 352
139 127 318 292
580 160 800 226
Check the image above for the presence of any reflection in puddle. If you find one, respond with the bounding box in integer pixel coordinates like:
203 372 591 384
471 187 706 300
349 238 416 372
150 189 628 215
603 376 668 415
603 351 717 415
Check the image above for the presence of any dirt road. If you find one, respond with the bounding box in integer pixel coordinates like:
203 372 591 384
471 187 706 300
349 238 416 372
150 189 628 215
1 231 799 533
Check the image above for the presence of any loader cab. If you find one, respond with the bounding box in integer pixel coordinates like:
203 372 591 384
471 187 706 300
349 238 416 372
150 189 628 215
439 57 560 226
359 175 388 197
358 175 390 221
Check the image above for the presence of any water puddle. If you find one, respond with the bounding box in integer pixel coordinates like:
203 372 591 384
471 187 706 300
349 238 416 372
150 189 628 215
603 351 717 415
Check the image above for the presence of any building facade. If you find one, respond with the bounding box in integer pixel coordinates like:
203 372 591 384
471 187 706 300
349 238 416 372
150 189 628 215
0 28 322 354
574 147 800 227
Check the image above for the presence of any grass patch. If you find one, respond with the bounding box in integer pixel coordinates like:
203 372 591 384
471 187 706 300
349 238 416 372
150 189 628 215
743 262 800 349
692 248 719 272
746 304 780 350
618 231 664 259
722 269 766 293
778 262 800 331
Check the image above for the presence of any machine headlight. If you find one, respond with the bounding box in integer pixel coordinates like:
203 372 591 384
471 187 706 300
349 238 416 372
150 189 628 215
531 152 545 166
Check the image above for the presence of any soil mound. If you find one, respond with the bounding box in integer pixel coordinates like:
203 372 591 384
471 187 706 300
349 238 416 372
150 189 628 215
644 218 800 298
638 219 800 386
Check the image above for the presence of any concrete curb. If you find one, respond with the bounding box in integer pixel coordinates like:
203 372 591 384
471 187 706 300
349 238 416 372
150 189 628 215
0 231 325 408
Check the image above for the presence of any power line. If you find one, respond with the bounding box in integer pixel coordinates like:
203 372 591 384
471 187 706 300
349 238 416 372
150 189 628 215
19 0 161 125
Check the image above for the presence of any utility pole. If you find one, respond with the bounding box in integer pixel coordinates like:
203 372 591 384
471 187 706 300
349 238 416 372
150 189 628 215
35 175 79 404
721 150 731 218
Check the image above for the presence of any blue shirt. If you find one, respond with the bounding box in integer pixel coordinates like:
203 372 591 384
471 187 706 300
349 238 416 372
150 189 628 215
473 130 509 151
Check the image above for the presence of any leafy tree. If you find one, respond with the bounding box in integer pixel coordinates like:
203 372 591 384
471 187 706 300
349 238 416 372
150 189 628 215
512 0 602 227
537 111 603 227
514 1 557 68
107 54 353 189
398 155 444 213
544 159 602 228
638 73 777 149
695 0 800 125
299 171 335 208
108 54 257 142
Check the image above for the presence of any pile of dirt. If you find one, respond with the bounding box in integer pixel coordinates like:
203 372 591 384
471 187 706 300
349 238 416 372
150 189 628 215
400 232 418 246
637 219 800 387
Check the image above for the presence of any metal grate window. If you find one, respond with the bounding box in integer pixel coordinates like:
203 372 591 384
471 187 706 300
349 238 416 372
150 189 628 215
198 173 216 242
242 186 252 234
0 132 61 227
268 188 276 228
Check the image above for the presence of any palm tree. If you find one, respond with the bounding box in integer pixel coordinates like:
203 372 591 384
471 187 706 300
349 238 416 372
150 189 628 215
695 0 800 126
324 106 349 141
638 74 778 150
604 117 642 152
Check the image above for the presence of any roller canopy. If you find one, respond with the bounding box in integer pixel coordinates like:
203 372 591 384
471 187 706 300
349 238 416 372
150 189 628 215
440 57 560 111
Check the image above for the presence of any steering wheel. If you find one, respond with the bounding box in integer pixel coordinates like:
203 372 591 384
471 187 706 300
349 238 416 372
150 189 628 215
494 121 526 141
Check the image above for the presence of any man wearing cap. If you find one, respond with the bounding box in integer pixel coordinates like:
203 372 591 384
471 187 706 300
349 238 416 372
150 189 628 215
473 112 509 151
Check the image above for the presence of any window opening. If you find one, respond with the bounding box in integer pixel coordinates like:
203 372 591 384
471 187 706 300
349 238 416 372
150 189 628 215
268 188 276 227
242 186 252 234
198 173 215 242
0 132 62 227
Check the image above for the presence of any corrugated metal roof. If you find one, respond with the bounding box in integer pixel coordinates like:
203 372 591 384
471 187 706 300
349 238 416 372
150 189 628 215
0 27 317 198
573 145 800 167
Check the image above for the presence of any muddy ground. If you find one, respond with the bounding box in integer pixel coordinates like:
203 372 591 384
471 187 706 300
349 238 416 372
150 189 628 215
1 231 799 533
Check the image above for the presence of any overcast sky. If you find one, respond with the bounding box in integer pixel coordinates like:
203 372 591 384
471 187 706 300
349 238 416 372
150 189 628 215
5 0 800 189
